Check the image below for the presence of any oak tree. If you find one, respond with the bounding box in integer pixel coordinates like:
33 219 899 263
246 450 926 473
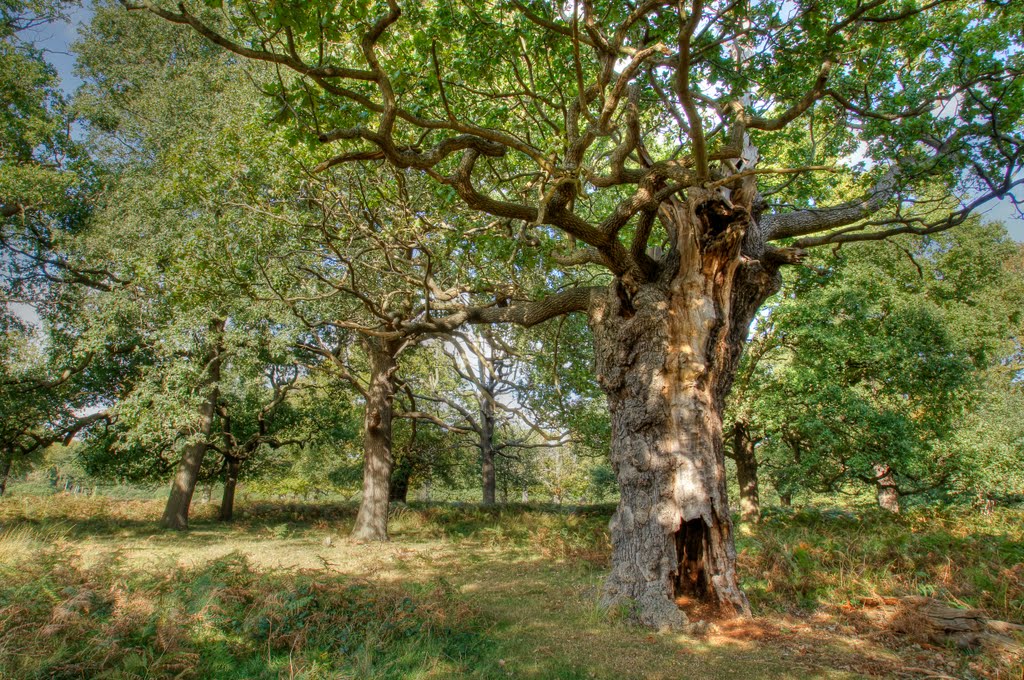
125 0 1024 627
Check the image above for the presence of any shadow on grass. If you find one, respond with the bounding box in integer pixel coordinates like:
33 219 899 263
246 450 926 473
4 497 1018 677
0 540 852 680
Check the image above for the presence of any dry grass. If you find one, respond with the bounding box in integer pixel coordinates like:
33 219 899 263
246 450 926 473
0 495 1021 679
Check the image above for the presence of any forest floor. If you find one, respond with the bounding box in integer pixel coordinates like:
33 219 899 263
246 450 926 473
0 495 1021 679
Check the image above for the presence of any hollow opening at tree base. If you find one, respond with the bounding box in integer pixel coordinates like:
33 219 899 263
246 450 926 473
674 517 710 601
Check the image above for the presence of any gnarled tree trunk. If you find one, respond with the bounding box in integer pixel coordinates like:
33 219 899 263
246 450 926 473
874 463 900 513
219 455 240 521
161 318 224 530
351 339 399 541
733 420 761 524
592 192 782 630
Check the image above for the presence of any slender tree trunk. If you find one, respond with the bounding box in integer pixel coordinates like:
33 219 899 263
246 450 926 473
219 455 240 521
480 390 497 506
592 191 782 630
0 453 12 497
351 339 399 541
874 463 900 513
733 421 761 524
161 318 224 530
389 455 411 503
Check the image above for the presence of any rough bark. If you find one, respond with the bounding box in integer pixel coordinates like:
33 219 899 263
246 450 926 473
351 339 399 541
733 421 761 524
874 463 900 513
161 318 224 530
219 455 240 521
592 192 781 630
480 389 496 506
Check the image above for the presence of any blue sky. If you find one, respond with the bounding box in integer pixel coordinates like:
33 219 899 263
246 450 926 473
24 4 1024 243
24 4 91 93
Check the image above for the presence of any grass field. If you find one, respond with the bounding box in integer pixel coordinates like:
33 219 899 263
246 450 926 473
0 495 1021 679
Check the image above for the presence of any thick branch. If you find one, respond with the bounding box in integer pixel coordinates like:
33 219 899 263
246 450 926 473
404 286 599 336
763 166 900 240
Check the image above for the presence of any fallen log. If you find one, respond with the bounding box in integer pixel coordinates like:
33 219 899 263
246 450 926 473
858 596 1023 654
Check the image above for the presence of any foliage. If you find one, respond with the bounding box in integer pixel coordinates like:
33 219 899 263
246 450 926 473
730 220 1024 504
1 0 92 285
745 506 1024 622
0 0 121 485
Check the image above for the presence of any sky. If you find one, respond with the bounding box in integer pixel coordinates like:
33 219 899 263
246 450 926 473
24 4 91 94
974 196 1024 242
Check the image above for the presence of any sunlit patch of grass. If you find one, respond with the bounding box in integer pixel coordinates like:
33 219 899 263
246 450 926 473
0 523 68 566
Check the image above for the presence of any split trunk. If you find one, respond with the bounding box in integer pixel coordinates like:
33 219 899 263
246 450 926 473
592 193 781 629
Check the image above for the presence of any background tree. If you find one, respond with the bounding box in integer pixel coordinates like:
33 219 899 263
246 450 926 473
208 342 305 520
78 3 524 537
729 220 1024 513
1 0 93 274
73 4 315 528
258 165 522 539
0 0 127 495
406 327 571 506
0 307 112 495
